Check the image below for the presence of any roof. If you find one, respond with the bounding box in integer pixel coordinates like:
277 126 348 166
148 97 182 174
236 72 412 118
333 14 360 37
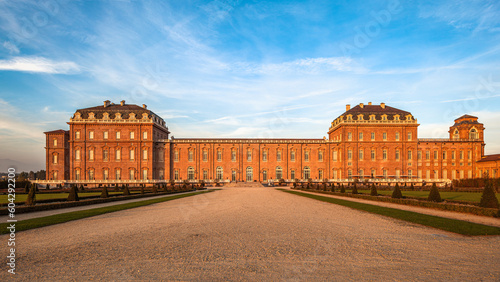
452 114 481 127
75 103 159 120
337 104 414 121
477 154 500 163
455 114 478 121
44 129 68 134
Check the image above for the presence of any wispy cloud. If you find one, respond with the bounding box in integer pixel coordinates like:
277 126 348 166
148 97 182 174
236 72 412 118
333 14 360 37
2 41 19 54
0 57 80 74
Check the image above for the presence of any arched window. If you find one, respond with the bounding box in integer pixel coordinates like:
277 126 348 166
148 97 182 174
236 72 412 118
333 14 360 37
453 129 459 140
129 169 135 180
276 166 283 180
469 128 478 140
216 166 223 180
262 170 267 181
246 167 253 182
187 167 195 180
303 166 310 180
103 168 109 180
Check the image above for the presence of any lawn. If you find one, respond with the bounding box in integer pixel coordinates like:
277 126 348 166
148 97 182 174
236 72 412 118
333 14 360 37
349 190 500 203
0 192 132 203
279 189 500 236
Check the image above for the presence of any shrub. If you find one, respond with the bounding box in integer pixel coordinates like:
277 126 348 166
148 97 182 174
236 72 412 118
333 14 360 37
67 185 80 201
140 185 145 194
410 183 414 191
114 184 120 192
427 183 442 202
101 186 109 198
340 184 346 193
293 182 297 189
25 184 37 206
45 184 50 191
370 183 378 196
79 184 85 191
330 183 335 192
123 185 131 196
391 183 403 199
479 179 499 209
24 182 30 193
351 183 358 194
152 184 158 194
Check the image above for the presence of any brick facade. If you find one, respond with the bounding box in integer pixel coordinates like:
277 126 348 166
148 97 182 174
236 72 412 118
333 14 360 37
45 101 491 182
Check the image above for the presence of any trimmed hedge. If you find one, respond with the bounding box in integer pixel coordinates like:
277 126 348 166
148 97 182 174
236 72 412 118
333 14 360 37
294 188 499 218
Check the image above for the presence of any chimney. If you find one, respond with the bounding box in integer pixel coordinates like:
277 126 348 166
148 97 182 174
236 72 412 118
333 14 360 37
359 103 364 108
346 104 351 111
120 100 125 106
368 102 372 105
104 100 110 108
381 102 385 109
142 104 147 109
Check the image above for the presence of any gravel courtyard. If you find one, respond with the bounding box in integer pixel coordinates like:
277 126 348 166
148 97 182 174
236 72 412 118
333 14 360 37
2 186 500 281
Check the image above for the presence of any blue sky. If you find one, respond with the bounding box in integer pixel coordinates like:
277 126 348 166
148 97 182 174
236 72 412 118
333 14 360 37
1 0 500 172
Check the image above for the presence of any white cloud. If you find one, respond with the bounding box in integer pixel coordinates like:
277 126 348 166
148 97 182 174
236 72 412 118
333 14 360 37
0 57 80 74
2 41 19 54
235 57 360 75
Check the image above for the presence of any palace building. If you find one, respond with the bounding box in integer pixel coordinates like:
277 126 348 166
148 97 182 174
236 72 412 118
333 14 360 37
44 100 497 184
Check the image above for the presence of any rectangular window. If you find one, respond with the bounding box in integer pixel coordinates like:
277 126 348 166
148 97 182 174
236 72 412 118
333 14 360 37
130 170 135 180
130 131 135 140
371 132 375 141
277 150 282 161
426 150 430 160
116 169 121 180
143 169 148 180
103 169 108 180
371 150 375 161
348 150 352 160
89 149 94 161
53 154 58 164
75 170 80 180
348 132 352 141
359 132 363 141
318 151 322 162
218 150 222 161
247 149 252 161
130 149 135 160
262 150 267 162
75 150 80 160
174 150 179 162
291 151 296 162
443 151 447 160
116 149 121 160
291 170 295 180
408 150 412 160
359 149 363 160
103 131 108 140
395 132 400 141
89 131 94 140
408 132 412 141
203 170 208 180
143 131 148 140
75 131 80 139
231 150 236 162
418 151 422 160
203 150 208 162
116 131 121 140
452 151 456 160
143 149 148 160
434 151 438 160
188 150 193 162
383 132 387 140
304 151 309 162
460 151 464 160
396 150 400 160
174 170 179 180
103 149 109 161
332 151 337 162
383 149 387 160
468 151 471 160
408 169 412 178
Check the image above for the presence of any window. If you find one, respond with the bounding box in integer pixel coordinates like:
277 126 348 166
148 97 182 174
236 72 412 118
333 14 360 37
216 166 224 180
174 150 179 162
359 169 363 178
443 151 447 160
434 151 438 160
452 151 456 160
75 169 80 180
408 169 412 179
88 170 94 180
333 151 338 161
188 150 193 162
468 151 471 160
291 150 296 162
130 148 135 160
408 150 412 160
303 167 310 179
103 149 109 161
247 149 252 161
75 149 81 160
348 132 352 141
460 151 464 160
304 150 309 162
130 131 135 139
359 132 363 141
53 139 57 147
143 169 148 180
53 154 58 164
418 151 422 160
89 149 94 161
232 170 237 181
218 149 222 162
143 149 148 160
187 167 194 180
203 150 208 162
396 150 400 160
116 148 121 160
276 166 283 180
383 169 387 179
116 131 120 140
174 170 179 180
231 149 236 162
383 132 387 140
348 169 352 179
246 167 253 182
383 149 387 160
318 169 323 180
277 150 282 162
103 169 109 180
371 149 376 161
359 149 363 160
143 131 148 140
116 169 121 180
89 131 94 140
263 150 268 162
453 129 459 140
395 132 400 141
426 150 430 160
291 170 295 180
159 169 164 180
103 131 108 140
203 170 208 180
408 132 412 141
469 128 478 140
371 169 376 178
348 149 352 160
75 131 80 140
371 132 375 140
318 150 323 162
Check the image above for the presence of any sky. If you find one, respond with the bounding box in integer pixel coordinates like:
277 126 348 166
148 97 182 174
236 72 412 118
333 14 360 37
0 0 499 172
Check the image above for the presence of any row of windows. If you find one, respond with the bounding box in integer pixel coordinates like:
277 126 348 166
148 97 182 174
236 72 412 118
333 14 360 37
337 149 474 162
74 148 157 161
74 130 149 140
173 149 324 162
173 166 315 181
75 168 159 180
346 132 412 141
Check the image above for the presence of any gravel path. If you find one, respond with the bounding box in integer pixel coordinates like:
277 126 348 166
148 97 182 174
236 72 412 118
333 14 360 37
2 186 499 281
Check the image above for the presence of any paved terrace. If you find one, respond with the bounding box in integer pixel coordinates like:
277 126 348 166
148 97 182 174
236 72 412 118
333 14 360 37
1 185 499 280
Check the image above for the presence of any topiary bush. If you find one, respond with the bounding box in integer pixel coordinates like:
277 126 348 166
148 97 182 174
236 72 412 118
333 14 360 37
114 184 120 192
479 179 499 209
351 183 358 194
79 184 85 191
24 182 30 193
25 184 37 206
67 185 80 201
427 183 442 202
123 185 131 195
45 183 50 191
391 183 403 199
370 183 378 196
340 184 346 193
101 186 109 198
152 183 158 194
140 185 145 194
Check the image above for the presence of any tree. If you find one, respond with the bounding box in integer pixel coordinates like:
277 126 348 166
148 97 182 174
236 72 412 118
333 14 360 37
391 183 403 199
123 185 131 195
28 171 35 180
46 183 50 190
479 179 499 209
340 184 346 193
427 183 442 202
24 182 30 193
370 183 378 196
351 183 358 194
25 183 36 206
67 185 80 201
114 184 120 192
140 184 145 194
101 185 109 198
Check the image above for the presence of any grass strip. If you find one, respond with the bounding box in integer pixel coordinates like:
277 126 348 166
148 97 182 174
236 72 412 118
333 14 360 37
1 190 214 234
278 189 500 236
